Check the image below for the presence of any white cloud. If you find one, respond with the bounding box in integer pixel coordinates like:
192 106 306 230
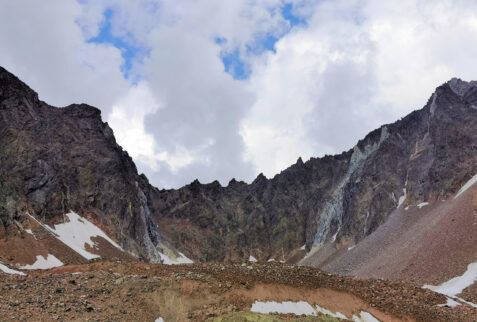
108 82 212 174
241 0 477 176
0 0 129 112
3 0 477 188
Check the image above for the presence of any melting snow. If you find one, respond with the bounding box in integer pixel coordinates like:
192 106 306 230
398 180 408 208
437 297 461 308
315 304 347 319
159 251 193 265
424 262 477 308
0 262 26 275
417 202 429 209
454 174 477 199
249 255 258 262
352 311 380 322
251 301 317 316
251 302 379 321
20 254 63 270
155 318 164 322
29 211 122 260
267 258 275 262
424 262 477 297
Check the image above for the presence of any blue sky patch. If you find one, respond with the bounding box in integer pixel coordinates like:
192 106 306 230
217 2 307 80
282 3 307 27
88 9 143 79
221 49 249 80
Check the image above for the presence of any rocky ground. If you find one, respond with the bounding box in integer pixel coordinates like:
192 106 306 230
0 261 475 321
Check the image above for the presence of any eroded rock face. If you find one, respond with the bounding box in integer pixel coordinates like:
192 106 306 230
142 78 477 263
1 66 476 264
0 67 166 262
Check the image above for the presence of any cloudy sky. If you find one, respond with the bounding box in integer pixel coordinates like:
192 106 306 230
1 0 477 188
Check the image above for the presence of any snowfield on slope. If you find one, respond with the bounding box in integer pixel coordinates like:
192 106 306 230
251 301 381 321
454 173 477 199
20 254 64 270
417 202 429 208
49 212 123 260
29 211 123 260
424 262 477 297
315 304 347 319
159 251 193 265
424 262 477 308
0 262 26 275
251 301 317 316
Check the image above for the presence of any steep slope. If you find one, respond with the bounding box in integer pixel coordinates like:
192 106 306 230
0 65 476 287
146 78 477 268
0 66 184 266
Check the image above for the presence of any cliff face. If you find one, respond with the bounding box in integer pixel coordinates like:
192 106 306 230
1 66 476 266
145 78 477 263
0 66 167 262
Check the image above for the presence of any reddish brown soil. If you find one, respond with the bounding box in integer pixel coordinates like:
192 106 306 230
0 261 475 321
0 216 135 269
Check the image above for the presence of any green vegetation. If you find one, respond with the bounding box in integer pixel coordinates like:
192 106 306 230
208 311 339 322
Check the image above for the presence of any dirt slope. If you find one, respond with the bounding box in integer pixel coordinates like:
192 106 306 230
301 179 477 304
0 261 475 321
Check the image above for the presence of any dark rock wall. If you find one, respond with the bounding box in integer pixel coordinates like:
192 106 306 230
1 66 476 264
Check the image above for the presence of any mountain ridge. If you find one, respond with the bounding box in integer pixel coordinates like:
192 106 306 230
1 65 476 273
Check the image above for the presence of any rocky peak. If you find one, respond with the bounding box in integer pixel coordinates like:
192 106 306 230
252 172 267 185
0 67 39 104
447 77 477 97
1 66 477 267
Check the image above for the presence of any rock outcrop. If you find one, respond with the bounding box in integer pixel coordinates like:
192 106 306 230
0 66 171 262
1 66 476 268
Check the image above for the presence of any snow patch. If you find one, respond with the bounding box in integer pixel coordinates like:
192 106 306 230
0 262 26 275
417 202 429 209
50 212 122 260
398 180 407 208
20 254 63 270
159 251 193 265
437 297 461 308
424 262 477 297
352 311 380 322
454 174 477 199
251 301 317 316
25 228 36 240
155 318 164 322
459 297 477 308
348 245 356 251
28 212 122 260
267 258 275 262
300 244 306 250
249 255 258 262
315 304 347 319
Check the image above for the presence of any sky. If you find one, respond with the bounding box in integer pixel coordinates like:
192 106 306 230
1 0 477 188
